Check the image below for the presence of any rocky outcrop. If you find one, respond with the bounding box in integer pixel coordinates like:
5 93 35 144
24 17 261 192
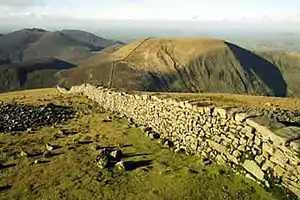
60 84 300 197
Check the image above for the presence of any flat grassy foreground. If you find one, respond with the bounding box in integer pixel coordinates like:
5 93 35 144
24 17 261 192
0 89 293 200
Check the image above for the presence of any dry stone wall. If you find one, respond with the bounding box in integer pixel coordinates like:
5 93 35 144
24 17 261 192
58 84 300 197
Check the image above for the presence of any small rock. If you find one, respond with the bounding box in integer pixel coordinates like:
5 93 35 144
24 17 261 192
20 151 29 157
26 128 33 134
203 158 213 165
45 143 54 151
96 157 108 169
96 149 109 169
103 116 112 122
115 161 126 171
110 150 122 162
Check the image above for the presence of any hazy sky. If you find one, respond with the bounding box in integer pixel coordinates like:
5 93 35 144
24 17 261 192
0 0 299 22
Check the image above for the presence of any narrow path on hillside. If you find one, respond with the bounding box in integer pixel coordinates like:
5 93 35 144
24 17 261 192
108 37 153 88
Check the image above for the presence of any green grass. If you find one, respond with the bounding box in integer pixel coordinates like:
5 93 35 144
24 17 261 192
0 91 294 200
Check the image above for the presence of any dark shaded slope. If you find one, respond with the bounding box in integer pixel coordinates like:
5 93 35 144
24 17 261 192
225 42 287 97
0 28 122 64
0 29 45 63
139 47 287 96
22 31 91 63
0 58 76 93
60 29 124 51
257 52 300 97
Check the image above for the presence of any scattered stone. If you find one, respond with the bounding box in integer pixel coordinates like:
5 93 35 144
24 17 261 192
115 161 126 171
203 158 213 166
33 159 50 164
96 149 109 169
26 128 33 134
45 143 54 151
0 103 74 133
103 116 113 122
20 151 29 157
110 150 123 162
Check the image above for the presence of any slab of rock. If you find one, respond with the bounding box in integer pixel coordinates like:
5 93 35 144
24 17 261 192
207 139 227 154
274 126 300 143
290 139 300 153
246 116 294 145
242 160 265 181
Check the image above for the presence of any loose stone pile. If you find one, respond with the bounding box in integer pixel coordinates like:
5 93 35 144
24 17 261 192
0 103 75 132
59 84 300 197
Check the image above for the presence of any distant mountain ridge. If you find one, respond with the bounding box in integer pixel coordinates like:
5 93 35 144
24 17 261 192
58 38 300 97
1 31 300 98
0 28 123 63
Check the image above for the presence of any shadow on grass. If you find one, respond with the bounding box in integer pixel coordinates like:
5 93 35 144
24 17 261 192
0 163 16 170
123 160 152 171
122 153 150 158
0 185 12 192
95 144 133 151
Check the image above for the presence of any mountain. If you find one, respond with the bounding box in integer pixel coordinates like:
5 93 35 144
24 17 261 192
0 28 122 63
57 38 300 97
0 58 75 93
1 36 299 97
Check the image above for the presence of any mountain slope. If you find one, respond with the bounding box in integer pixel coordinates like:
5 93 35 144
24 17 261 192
60 29 124 51
58 38 300 97
0 29 46 63
0 58 75 92
0 29 122 63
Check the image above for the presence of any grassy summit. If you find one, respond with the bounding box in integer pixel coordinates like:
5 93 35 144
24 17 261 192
0 88 294 200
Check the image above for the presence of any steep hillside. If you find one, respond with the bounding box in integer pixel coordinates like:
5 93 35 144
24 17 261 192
257 51 300 97
58 38 300 97
0 29 45 63
0 29 121 63
60 29 124 51
0 58 75 93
